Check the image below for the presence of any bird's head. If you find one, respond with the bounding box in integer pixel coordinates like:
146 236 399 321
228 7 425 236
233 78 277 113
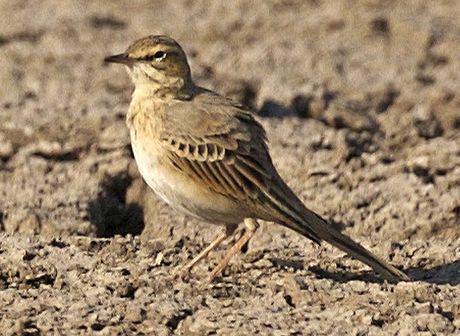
104 35 193 97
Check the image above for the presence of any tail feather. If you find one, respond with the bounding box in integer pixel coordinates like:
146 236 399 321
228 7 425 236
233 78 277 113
292 208 410 282
258 172 409 282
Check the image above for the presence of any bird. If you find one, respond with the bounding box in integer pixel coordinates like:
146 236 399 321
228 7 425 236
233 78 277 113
104 35 409 283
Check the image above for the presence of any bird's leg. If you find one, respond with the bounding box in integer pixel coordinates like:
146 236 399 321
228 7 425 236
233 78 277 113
209 218 259 281
181 224 237 274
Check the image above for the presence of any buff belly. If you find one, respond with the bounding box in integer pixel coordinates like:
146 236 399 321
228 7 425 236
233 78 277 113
130 132 247 225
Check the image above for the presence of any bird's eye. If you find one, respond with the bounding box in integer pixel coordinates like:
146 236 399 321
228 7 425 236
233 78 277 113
141 51 166 62
153 51 166 60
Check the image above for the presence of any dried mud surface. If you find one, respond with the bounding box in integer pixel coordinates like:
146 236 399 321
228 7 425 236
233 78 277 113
0 0 459 335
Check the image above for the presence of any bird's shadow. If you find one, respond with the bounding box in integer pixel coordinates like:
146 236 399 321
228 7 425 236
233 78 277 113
87 172 144 237
405 260 460 285
306 259 460 285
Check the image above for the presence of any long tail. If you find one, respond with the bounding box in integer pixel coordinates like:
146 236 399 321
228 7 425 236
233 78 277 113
259 176 410 282
288 207 410 282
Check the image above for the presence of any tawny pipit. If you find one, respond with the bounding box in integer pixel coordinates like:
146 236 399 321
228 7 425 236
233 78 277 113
104 35 409 282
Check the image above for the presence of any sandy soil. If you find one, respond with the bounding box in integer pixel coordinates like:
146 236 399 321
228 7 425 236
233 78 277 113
0 0 459 334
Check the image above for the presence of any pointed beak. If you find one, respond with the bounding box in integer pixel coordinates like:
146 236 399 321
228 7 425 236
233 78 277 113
103 53 134 66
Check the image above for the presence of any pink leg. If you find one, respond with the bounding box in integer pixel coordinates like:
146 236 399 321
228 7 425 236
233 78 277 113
181 224 237 274
209 218 259 281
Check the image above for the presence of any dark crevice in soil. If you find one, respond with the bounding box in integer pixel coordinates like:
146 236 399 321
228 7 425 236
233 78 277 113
32 151 80 162
166 309 193 331
0 30 44 46
89 15 126 30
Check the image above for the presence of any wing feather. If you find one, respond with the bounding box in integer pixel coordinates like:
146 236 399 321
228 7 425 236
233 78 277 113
158 92 321 243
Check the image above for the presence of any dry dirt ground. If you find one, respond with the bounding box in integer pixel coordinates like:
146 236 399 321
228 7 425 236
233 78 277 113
1 0 459 335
